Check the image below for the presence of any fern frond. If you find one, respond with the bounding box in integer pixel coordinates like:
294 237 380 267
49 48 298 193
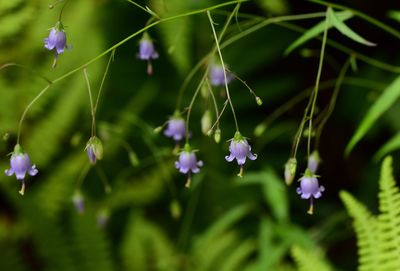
377 156 400 270
291 245 333 271
339 191 379 271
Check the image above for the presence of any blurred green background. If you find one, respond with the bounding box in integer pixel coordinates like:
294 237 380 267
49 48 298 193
1 0 400 270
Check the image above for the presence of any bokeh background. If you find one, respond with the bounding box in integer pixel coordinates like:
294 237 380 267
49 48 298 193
1 0 400 270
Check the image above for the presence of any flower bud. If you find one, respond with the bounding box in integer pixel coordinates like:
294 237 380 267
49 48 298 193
169 200 181 220
72 191 85 214
256 96 263 106
307 150 321 173
96 209 110 229
284 157 297 186
254 124 266 137
128 151 140 167
201 110 212 135
214 128 221 143
86 136 103 165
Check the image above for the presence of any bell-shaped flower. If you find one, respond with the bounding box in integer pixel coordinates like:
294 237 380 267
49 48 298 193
164 116 186 142
175 144 203 188
225 132 257 177
137 32 159 75
72 191 85 214
85 136 103 165
44 21 69 67
209 64 234 87
307 150 321 173
296 169 325 215
5 144 38 195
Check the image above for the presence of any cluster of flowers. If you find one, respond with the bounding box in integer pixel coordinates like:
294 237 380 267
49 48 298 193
285 150 325 214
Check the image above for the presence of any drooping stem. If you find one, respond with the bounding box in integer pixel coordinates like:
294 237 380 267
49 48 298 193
207 10 239 132
83 68 96 136
17 84 51 144
58 0 70 22
94 50 115 114
307 8 329 156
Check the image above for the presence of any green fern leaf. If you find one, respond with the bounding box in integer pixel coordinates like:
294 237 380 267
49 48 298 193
340 191 379 271
291 245 333 271
377 157 400 270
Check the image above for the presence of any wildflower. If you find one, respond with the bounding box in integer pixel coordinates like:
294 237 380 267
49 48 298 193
44 21 69 67
284 157 297 186
137 32 159 75
5 144 38 195
307 150 321 173
72 191 85 214
164 116 186 142
225 131 257 177
96 209 110 229
175 144 203 188
85 136 103 165
296 169 325 215
209 64 234 87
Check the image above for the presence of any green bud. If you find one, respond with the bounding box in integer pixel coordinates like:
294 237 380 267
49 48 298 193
128 151 140 167
214 129 221 143
284 157 297 186
201 110 212 135
169 200 181 220
256 96 263 106
254 124 266 137
154 126 163 133
86 136 103 164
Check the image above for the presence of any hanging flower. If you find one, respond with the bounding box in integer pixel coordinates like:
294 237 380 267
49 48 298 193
307 150 321 173
85 136 103 165
137 32 159 75
44 21 69 67
5 144 38 195
96 209 110 229
225 131 257 177
209 64 234 87
72 191 85 214
175 144 203 188
164 116 186 142
296 169 325 215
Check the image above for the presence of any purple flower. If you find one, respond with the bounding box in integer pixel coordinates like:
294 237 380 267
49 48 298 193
175 144 203 188
296 171 325 215
85 136 103 165
209 64 234 87
137 33 159 75
96 209 110 229
5 144 38 195
72 191 85 214
44 28 67 55
307 150 321 173
164 117 186 142
225 132 257 177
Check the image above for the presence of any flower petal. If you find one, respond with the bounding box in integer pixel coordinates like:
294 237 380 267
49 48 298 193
225 154 235 162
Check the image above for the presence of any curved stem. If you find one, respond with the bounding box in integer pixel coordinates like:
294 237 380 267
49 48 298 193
58 0 70 22
307 8 329 156
83 68 95 136
17 85 51 144
207 10 239 132
94 50 115 114
0 63 52 84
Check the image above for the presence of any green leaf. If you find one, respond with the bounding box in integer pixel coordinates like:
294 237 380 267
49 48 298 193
291 245 333 271
388 10 400 23
327 7 376 46
374 132 400 161
285 10 353 55
346 76 400 155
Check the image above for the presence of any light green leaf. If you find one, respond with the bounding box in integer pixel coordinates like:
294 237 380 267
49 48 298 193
327 7 376 46
388 10 400 23
346 76 400 155
285 10 353 55
374 132 400 161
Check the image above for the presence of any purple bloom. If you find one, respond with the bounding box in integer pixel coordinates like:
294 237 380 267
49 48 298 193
137 33 159 75
137 39 159 60
5 144 38 195
96 209 110 229
225 132 257 177
44 28 67 55
164 117 186 142
85 136 103 165
175 145 203 188
209 64 234 87
72 191 85 214
296 172 325 215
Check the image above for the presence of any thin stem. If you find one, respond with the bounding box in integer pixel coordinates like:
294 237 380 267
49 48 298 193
307 8 329 156
209 99 229 133
51 0 247 85
185 72 208 143
309 0 400 40
0 63 52 84
95 167 112 194
205 79 220 132
176 3 240 110
75 163 91 190
58 0 69 22
17 85 51 144
125 0 160 19
207 10 239 132
83 68 95 136
94 50 115 114
230 70 258 100
315 58 351 149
